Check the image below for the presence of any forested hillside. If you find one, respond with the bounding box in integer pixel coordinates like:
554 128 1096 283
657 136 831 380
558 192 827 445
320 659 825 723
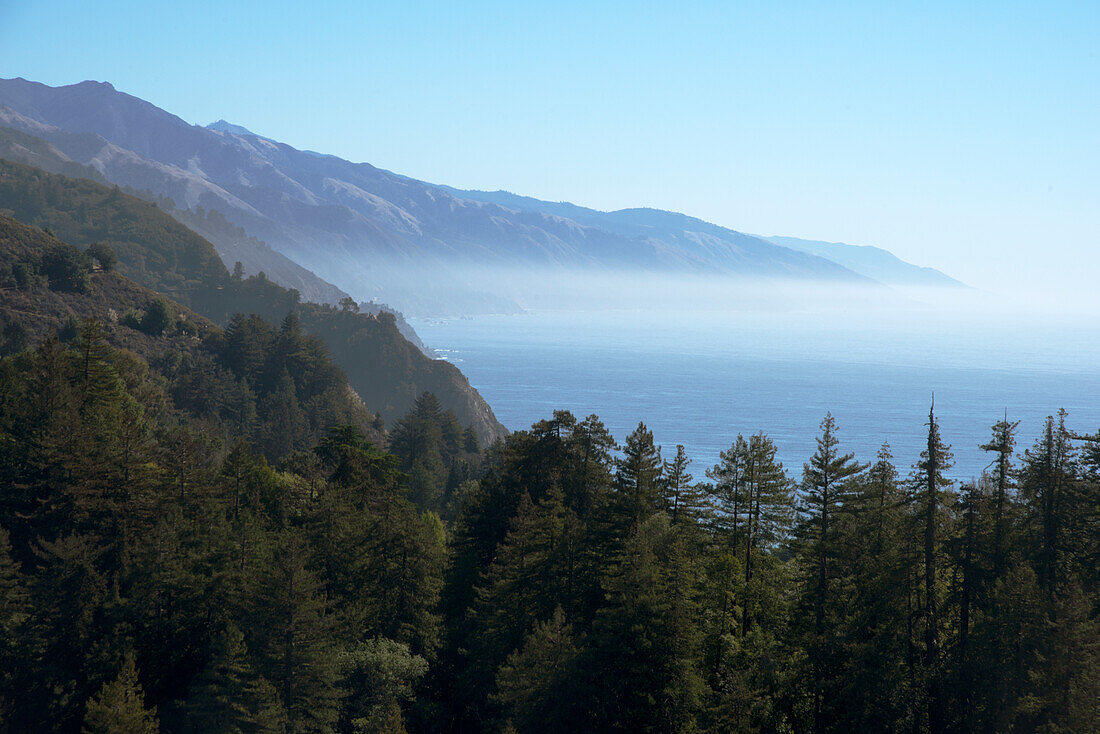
0 212 1096 732
0 159 506 441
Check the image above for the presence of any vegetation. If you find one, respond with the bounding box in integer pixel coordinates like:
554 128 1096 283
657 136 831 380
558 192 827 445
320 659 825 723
0 159 506 441
0 173 1097 733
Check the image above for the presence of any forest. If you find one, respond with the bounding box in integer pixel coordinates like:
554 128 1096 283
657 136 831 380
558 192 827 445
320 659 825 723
0 163 1097 733
0 317 1098 732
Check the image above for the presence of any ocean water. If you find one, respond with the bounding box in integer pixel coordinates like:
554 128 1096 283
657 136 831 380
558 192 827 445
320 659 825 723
411 309 1100 480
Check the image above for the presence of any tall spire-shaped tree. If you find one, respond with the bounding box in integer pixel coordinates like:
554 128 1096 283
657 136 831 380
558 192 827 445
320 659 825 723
913 397 953 733
663 444 707 527
797 413 865 733
980 413 1019 578
613 422 663 531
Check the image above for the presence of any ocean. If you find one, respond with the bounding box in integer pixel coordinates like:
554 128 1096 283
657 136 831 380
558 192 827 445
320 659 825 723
411 308 1100 481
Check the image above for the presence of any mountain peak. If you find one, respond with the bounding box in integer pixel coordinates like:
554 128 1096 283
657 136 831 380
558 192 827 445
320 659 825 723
206 119 256 136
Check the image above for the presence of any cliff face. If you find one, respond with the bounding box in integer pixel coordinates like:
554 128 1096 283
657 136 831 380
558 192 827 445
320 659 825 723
297 309 507 442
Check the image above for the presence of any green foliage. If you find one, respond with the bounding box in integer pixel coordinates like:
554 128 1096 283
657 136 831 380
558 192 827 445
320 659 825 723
341 638 428 734
140 298 172 336
43 242 92 292
83 653 160 734
494 607 580 733
85 242 118 272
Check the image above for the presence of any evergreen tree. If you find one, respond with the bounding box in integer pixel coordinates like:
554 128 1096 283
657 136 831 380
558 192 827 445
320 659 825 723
741 433 792 637
0 526 29 726
252 532 342 734
613 422 664 531
184 623 285 734
83 653 160 734
493 606 581 733
794 413 865 733
832 443 913 731
585 514 704 732
1020 410 1077 596
980 413 1019 578
340 638 427 734
663 444 707 527
912 399 954 733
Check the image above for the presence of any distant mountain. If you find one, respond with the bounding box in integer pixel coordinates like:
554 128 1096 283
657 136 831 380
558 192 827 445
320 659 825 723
758 235 967 288
205 119 259 137
0 77 899 315
0 159 507 441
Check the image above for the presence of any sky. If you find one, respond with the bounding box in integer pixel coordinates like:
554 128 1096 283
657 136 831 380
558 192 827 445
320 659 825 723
1 1 1098 295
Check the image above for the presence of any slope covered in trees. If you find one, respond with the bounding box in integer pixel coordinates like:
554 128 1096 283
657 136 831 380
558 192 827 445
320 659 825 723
2 294 1097 733
0 159 506 442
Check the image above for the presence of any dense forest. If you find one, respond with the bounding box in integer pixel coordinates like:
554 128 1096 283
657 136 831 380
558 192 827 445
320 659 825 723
0 166 1097 733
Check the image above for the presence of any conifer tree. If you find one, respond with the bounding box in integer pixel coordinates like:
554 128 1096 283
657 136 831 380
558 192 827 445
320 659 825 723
912 399 953 733
462 486 582 721
83 653 159 734
795 413 864 733
980 414 1019 578
1020 410 1076 596
707 435 750 539
493 606 580 733
184 623 285 734
253 532 342 734
663 444 707 526
832 443 912 731
569 413 617 517
741 433 791 637
585 514 703 732
0 526 28 726
613 422 663 530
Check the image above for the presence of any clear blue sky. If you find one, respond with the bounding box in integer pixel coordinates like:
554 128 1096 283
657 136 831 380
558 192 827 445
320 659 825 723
1 1 1098 294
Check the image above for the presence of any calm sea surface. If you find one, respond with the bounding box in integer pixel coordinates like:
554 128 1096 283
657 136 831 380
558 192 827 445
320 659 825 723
411 309 1100 480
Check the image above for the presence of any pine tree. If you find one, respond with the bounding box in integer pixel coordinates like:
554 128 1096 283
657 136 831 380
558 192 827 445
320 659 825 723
493 606 581 733
82 653 160 734
912 399 953 733
613 422 663 530
795 413 865 733
0 526 29 726
663 444 707 526
980 414 1019 578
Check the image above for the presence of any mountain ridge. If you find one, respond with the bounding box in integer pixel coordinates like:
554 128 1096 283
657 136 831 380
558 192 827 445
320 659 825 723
0 77 935 316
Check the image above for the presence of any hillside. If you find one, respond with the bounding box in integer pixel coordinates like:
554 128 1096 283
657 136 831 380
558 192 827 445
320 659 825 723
0 122 348 305
0 160 507 441
0 77 893 315
0 211 217 351
0 211 386 455
759 234 967 288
